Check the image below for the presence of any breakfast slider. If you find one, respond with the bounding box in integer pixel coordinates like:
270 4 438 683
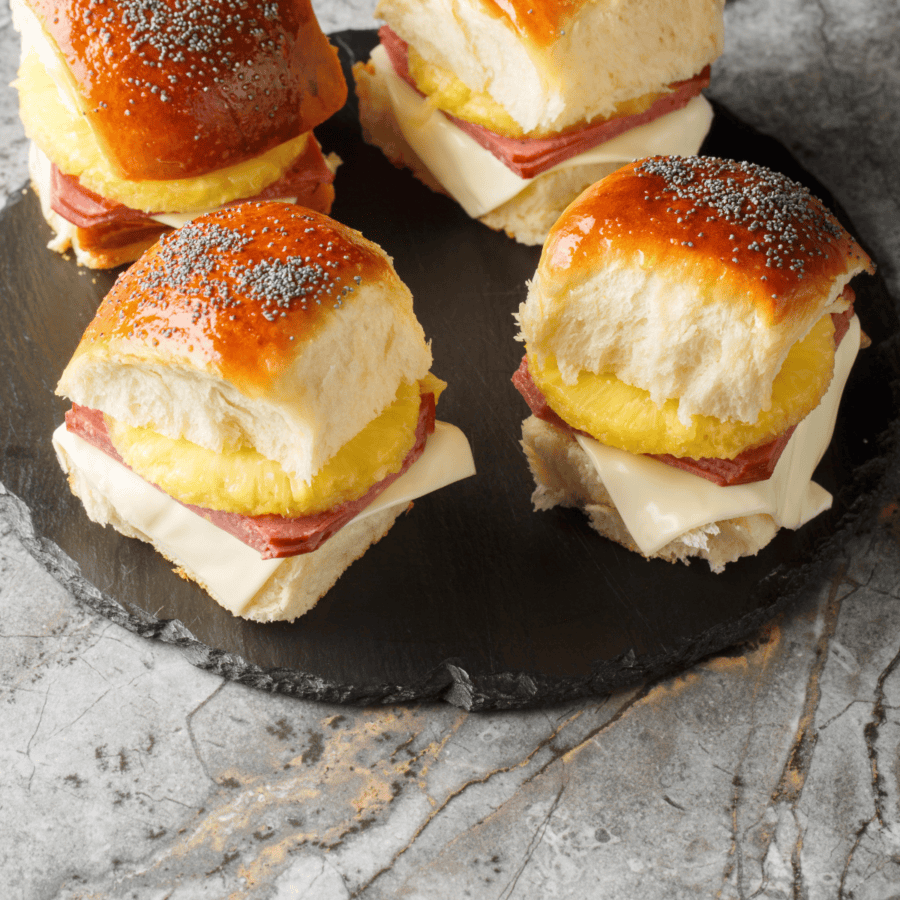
12 0 348 268
353 0 723 244
53 201 475 621
513 156 874 571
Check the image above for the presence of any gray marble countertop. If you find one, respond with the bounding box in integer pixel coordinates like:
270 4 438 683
2 1 900 897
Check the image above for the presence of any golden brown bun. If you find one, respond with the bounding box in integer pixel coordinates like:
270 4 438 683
519 156 875 423
29 0 347 181
56 201 433 484
540 156 871 324
470 0 588 46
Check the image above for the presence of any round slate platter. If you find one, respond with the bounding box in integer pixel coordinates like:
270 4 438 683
2 30 898 710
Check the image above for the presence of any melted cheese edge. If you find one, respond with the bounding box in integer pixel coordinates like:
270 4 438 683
574 316 860 556
53 421 476 616
371 43 714 218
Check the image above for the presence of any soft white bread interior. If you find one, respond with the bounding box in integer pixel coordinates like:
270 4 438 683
521 415 778 572
56 202 433 486
518 156 875 424
375 0 724 133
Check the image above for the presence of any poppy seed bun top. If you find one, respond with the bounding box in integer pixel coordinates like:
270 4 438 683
56 202 433 485
518 156 874 424
26 0 346 180
375 0 723 133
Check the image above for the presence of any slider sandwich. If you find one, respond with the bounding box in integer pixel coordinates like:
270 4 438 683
353 0 723 245
513 156 874 571
12 0 348 268
53 201 475 621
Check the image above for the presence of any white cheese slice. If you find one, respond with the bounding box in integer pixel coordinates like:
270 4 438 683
573 316 860 556
52 421 476 613
150 203 298 230
371 43 714 219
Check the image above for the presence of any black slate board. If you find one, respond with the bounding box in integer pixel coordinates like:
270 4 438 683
2 30 898 710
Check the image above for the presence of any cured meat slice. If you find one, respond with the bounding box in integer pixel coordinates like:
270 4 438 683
512 356 794 485
512 297 856 488
65 394 436 559
49 137 337 252
379 26 710 179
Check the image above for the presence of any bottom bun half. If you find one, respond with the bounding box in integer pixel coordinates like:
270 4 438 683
353 51 711 247
518 311 861 572
53 421 475 622
521 415 778 573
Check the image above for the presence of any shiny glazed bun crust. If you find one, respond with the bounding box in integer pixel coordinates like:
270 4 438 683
519 156 875 423
477 0 587 46
30 0 347 180
57 201 433 483
70 202 404 395
540 156 870 323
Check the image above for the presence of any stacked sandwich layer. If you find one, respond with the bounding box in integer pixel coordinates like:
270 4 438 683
354 0 723 244
13 0 347 267
514 156 874 571
54 202 475 620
